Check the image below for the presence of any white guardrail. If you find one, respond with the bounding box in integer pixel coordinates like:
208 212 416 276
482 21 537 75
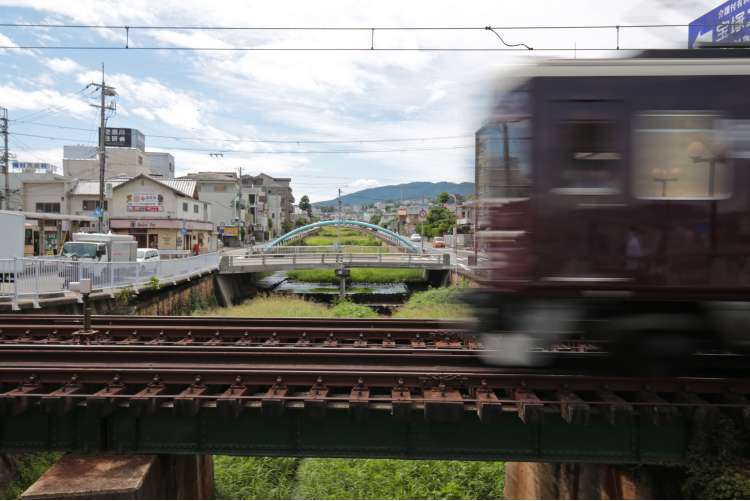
0 253 221 303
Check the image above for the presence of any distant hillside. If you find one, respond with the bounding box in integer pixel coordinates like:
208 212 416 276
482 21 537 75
314 181 474 207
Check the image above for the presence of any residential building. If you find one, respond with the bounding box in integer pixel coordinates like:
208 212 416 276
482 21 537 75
146 152 175 178
241 185 265 241
0 172 67 211
67 178 128 228
241 173 294 223
108 174 214 252
179 171 239 227
21 174 74 215
63 128 176 180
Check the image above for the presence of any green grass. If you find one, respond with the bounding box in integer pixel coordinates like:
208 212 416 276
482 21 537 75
286 268 424 284
317 227 362 237
214 457 298 500
329 301 378 318
0 453 62 499
197 295 333 317
303 235 381 246
393 287 474 319
294 459 504 499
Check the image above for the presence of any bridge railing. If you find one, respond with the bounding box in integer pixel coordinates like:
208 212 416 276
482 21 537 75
254 245 403 255
225 252 448 269
0 253 221 306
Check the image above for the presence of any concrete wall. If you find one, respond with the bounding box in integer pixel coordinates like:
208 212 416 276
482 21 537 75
504 462 684 500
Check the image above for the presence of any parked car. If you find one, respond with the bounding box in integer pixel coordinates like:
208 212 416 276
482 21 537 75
433 236 446 248
137 248 160 278
136 248 160 263
409 233 422 242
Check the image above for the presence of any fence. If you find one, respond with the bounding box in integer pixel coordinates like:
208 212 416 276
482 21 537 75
0 253 221 304
224 252 449 271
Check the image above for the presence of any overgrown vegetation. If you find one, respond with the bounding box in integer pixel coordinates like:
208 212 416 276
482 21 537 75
683 415 750 499
214 457 298 500
146 276 160 290
214 457 504 500
197 295 378 319
295 459 504 500
0 453 62 499
287 268 424 283
115 285 136 306
329 300 378 318
197 295 331 317
394 286 473 319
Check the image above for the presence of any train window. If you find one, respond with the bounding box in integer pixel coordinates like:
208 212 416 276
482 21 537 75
633 111 731 200
556 120 621 194
476 119 531 198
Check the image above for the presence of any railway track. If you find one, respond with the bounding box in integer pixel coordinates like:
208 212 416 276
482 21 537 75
0 315 747 425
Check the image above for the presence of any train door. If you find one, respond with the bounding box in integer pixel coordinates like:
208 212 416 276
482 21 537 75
537 100 630 281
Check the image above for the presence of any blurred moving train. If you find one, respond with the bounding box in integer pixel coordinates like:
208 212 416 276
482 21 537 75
469 48 750 368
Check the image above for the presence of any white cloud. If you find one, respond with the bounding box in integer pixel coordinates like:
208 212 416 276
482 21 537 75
0 85 92 117
76 70 210 131
348 178 381 190
43 57 82 73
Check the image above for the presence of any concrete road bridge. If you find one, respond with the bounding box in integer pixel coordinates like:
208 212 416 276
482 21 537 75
220 252 450 273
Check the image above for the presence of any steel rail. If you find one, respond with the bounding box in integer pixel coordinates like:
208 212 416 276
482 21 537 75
0 315 473 329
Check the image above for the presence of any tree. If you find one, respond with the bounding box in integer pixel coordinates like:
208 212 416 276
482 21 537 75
369 214 382 226
422 206 456 238
299 195 312 218
436 192 451 205
295 217 309 228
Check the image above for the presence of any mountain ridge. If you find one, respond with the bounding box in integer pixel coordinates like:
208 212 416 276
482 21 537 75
314 181 474 206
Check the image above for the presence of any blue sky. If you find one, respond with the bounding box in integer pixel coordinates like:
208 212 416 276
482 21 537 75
0 0 717 201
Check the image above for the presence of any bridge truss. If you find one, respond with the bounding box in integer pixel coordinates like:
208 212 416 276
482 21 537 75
265 220 420 254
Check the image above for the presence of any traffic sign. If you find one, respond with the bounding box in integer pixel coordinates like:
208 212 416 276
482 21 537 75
689 0 750 48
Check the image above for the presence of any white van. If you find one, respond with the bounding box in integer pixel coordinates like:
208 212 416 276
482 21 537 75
137 248 160 263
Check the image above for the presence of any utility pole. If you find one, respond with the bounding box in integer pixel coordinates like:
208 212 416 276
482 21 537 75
0 107 8 210
88 65 116 233
336 187 342 250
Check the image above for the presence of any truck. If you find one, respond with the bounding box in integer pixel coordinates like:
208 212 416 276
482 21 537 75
59 233 138 288
60 233 137 263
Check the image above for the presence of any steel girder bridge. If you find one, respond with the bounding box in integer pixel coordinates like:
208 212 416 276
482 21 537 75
0 315 741 463
265 220 420 254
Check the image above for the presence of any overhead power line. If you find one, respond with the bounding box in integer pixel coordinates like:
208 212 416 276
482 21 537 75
0 22 721 52
9 120 472 144
9 131 471 155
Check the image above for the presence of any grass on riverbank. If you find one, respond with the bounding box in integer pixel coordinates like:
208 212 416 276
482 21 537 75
214 457 504 499
393 287 473 319
303 235 381 246
286 268 424 283
196 295 377 318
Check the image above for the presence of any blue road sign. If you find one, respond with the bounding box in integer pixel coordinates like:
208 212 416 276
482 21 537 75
180 228 188 236
93 207 103 217
689 0 750 48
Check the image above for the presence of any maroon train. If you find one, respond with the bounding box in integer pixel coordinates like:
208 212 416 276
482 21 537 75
470 49 750 367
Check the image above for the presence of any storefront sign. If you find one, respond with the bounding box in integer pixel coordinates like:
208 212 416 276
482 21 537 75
127 192 164 212
222 226 240 237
